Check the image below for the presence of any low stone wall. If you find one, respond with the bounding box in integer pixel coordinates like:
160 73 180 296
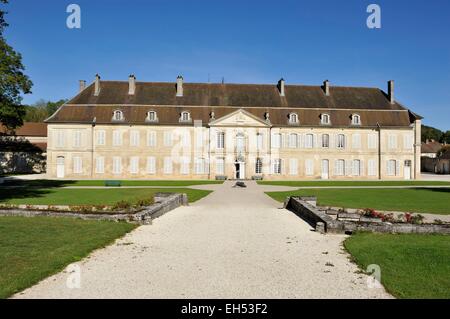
0 193 188 225
286 196 450 235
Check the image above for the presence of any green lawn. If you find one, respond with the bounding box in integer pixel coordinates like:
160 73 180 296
0 187 212 206
0 217 137 298
266 188 450 214
258 180 450 187
344 232 450 299
2 179 223 188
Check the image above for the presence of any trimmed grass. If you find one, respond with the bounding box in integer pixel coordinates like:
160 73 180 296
2 179 223 188
266 188 450 214
258 180 450 187
0 216 137 298
0 188 212 206
344 233 450 299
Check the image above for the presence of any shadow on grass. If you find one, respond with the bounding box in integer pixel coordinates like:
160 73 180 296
0 179 77 203
416 187 450 194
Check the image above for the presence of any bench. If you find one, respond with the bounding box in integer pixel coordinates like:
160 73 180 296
104 180 122 187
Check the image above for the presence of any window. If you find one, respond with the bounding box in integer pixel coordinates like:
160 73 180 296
236 133 245 152
112 110 124 121
387 159 397 176
163 131 173 147
195 129 203 148
216 158 225 175
289 158 298 175
337 134 345 149
73 130 82 148
146 111 158 122
305 134 314 149
130 130 140 147
404 134 413 150
388 134 397 149
180 111 191 122
180 157 190 175
163 157 172 174
147 131 156 147
130 157 139 174
97 130 106 146
288 113 298 124
55 130 65 148
322 134 329 148
256 133 264 150
195 158 206 174
368 134 377 149
95 157 104 174
352 159 361 176
352 134 361 149
181 131 190 147
272 159 282 174
255 158 263 174
351 114 361 125
368 159 376 176
271 133 281 149
335 159 345 176
112 157 122 174
289 133 298 148
305 159 314 176
147 157 156 174
73 156 82 174
321 114 330 125
217 132 225 149
112 130 122 146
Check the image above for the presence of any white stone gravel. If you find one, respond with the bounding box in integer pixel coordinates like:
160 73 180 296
13 181 392 299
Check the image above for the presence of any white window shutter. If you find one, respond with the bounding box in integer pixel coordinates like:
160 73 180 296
360 160 365 176
329 134 334 149
396 160 400 176
345 160 352 176
313 134 318 148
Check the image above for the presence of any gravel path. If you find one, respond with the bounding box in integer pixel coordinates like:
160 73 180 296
13 181 392 299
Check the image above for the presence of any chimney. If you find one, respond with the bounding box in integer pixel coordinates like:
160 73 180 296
323 80 330 96
128 74 136 95
94 74 101 96
176 75 183 97
278 78 285 97
79 80 86 92
388 80 394 103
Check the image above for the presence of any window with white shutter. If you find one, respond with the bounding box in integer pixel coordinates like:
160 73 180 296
73 130 82 148
305 159 314 176
147 131 156 147
387 159 396 176
335 159 345 176
164 131 173 147
55 130 65 148
272 159 282 174
73 156 82 174
352 134 361 149
180 157 190 175
112 157 122 174
216 158 225 175
217 132 225 149
112 130 122 146
130 130 140 147
305 134 313 149
322 134 329 148
352 160 361 176
388 135 397 149
195 158 205 174
195 130 203 148
403 134 413 150
271 133 281 149
368 159 376 176
289 158 298 175
97 130 105 146
180 131 190 147
368 134 377 149
256 133 264 150
163 157 172 174
289 134 298 148
130 156 139 174
146 157 156 174
255 158 262 174
95 157 104 174
337 134 345 149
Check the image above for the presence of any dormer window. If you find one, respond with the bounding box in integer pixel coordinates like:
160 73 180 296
321 113 330 125
351 114 361 125
146 111 158 122
288 113 299 125
180 111 191 123
112 110 124 121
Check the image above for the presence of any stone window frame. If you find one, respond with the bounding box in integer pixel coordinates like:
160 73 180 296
320 113 331 125
351 113 361 126
288 112 299 125
179 111 192 123
146 110 159 123
112 109 124 122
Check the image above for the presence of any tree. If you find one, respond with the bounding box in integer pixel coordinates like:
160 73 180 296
441 131 450 144
0 0 33 133
421 125 442 143
23 99 67 122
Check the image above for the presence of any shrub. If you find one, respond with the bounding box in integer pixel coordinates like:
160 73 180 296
135 198 153 207
112 200 131 211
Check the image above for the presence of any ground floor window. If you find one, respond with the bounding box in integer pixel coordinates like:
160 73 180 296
352 159 361 176
95 157 104 174
368 159 377 176
195 158 206 174
335 159 345 176
73 156 82 174
112 157 122 174
130 157 139 174
255 158 263 174
164 157 172 174
289 158 298 175
305 159 314 176
216 158 225 175
387 159 397 176
180 157 190 175
272 159 281 174
147 157 156 174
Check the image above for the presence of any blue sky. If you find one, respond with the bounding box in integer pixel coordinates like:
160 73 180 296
3 0 450 130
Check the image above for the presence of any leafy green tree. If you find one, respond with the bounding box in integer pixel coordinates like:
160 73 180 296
23 99 67 122
421 125 442 143
441 131 450 144
0 0 33 133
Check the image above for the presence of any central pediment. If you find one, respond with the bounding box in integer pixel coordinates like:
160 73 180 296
209 109 271 127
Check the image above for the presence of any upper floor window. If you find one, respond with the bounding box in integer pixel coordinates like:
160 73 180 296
322 134 329 148
351 114 361 125
180 111 191 122
146 111 158 122
217 132 225 149
321 113 330 125
337 134 345 149
288 113 299 124
112 110 124 121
